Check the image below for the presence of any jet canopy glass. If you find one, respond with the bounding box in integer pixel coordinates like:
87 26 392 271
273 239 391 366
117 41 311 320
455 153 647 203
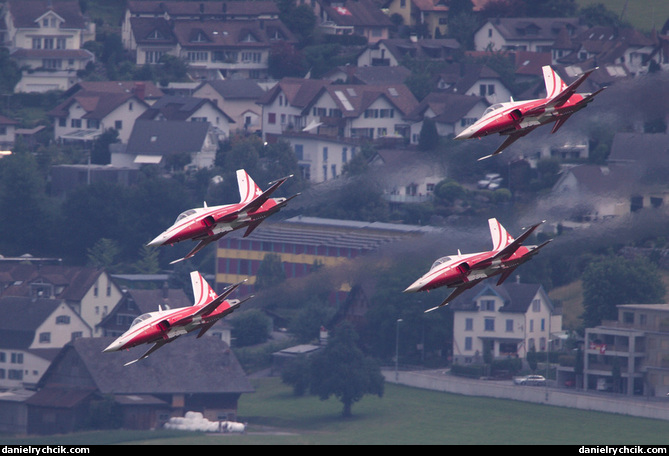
482 103 504 117
130 313 153 328
175 209 197 224
430 256 451 271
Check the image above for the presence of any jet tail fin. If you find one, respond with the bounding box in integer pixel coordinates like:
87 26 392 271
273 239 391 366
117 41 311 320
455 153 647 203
543 65 597 108
237 169 262 205
492 220 546 260
488 218 513 251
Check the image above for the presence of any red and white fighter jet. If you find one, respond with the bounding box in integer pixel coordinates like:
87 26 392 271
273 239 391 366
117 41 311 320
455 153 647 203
404 218 551 313
148 169 298 264
103 271 251 365
454 65 604 159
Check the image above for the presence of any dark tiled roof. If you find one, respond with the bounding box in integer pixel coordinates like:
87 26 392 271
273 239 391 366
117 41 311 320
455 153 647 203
129 17 177 45
172 19 296 48
450 280 549 313
127 0 279 18
139 95 232 121
198 79 265 100
48 90 147 120
323 0 392 27
256 78 331 108
0 265 107 302
7 0 88 29
487 17 583 42
407 92 487 123
67 81 165 100
126 119 211 156
0 297 64 349
43 336 254 395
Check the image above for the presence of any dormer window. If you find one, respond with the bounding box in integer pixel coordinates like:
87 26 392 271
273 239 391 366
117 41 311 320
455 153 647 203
191 31 209 43
241 33 257 42
147 29 164 40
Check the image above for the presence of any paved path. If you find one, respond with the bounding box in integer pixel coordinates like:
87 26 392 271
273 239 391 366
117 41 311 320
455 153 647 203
383 369 669 421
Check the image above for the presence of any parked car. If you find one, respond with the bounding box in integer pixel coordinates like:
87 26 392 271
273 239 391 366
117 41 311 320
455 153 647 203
477 173 503 190
513 375 546 386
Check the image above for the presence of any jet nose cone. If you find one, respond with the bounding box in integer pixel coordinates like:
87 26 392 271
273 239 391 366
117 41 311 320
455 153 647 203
147 233 167 247
454 127 473 140
103 338 124 353
404 280 424 293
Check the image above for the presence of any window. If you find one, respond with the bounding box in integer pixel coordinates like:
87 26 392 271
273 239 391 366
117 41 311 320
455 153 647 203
146 51 165 64
465 337 472 350
268 113 276 125
56 315 70 325
484 318 495 331
532 299 541 312
115 120 123 130
481 299 495 311
322 147 328 162
294 144 304 160
10 353 23 364
58 118 66 127
331 164 336 178
86 119 99 129
323 165 328 180
71 119 82 128
57 38 66 49
32 38 42 49
129 102 133 111
342 148 347 162
541 318 545 331
465 318 473 331
506 319 513 332
530 320 534 332
43 59 62 69
39 332 51 343
43 38 54 49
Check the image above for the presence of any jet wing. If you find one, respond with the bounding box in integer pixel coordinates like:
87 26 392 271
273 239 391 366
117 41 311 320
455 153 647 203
196 295 253 338
169 233 227 265
478 127 538 161
491 220 545 261
424 279 484 313
124 340 169 366
239 174 293 214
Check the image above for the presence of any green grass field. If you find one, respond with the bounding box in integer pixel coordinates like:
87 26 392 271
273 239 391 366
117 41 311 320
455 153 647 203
6 378 669 445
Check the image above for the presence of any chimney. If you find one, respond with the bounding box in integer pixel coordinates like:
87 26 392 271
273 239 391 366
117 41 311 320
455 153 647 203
133 82 146 100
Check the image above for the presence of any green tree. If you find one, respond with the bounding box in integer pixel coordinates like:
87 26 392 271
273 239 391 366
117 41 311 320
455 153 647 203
87 238 121 271
0 48 21 94
418 117 439 151
309 322 384 417
231 309 272 347
255 253 286 291
91 128 119 165
581 255 666 328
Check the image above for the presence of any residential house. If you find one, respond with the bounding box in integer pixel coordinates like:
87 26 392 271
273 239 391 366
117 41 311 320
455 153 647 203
473 17 584 53
121 119 220 169
121 0 280 50
435 62 513 105
258 78 419 142
256 77 331 139
278 131 364 182
0 115 19 150
0 264 123 338
138 94 234 136
193 79 266 134
64 80 165 105
0 297 91 390
450 280 562 364
368 149 446 204
385 0 449 39
1 0 96 93
172 19 296 80
48 87 151 144
579 303 669 397
27 336 253 434
304 0 393 43
555 25 659 76
407 92 488 142
124 14 296 80
357 38 460 67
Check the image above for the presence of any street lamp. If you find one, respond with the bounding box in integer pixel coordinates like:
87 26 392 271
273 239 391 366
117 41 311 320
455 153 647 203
395 318 403 381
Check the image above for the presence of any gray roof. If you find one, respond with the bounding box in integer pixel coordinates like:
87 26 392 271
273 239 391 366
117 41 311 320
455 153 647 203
0 297 63 349
41 336 254 395
126 119 211 156
450 280 555 314
198 79 266 100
